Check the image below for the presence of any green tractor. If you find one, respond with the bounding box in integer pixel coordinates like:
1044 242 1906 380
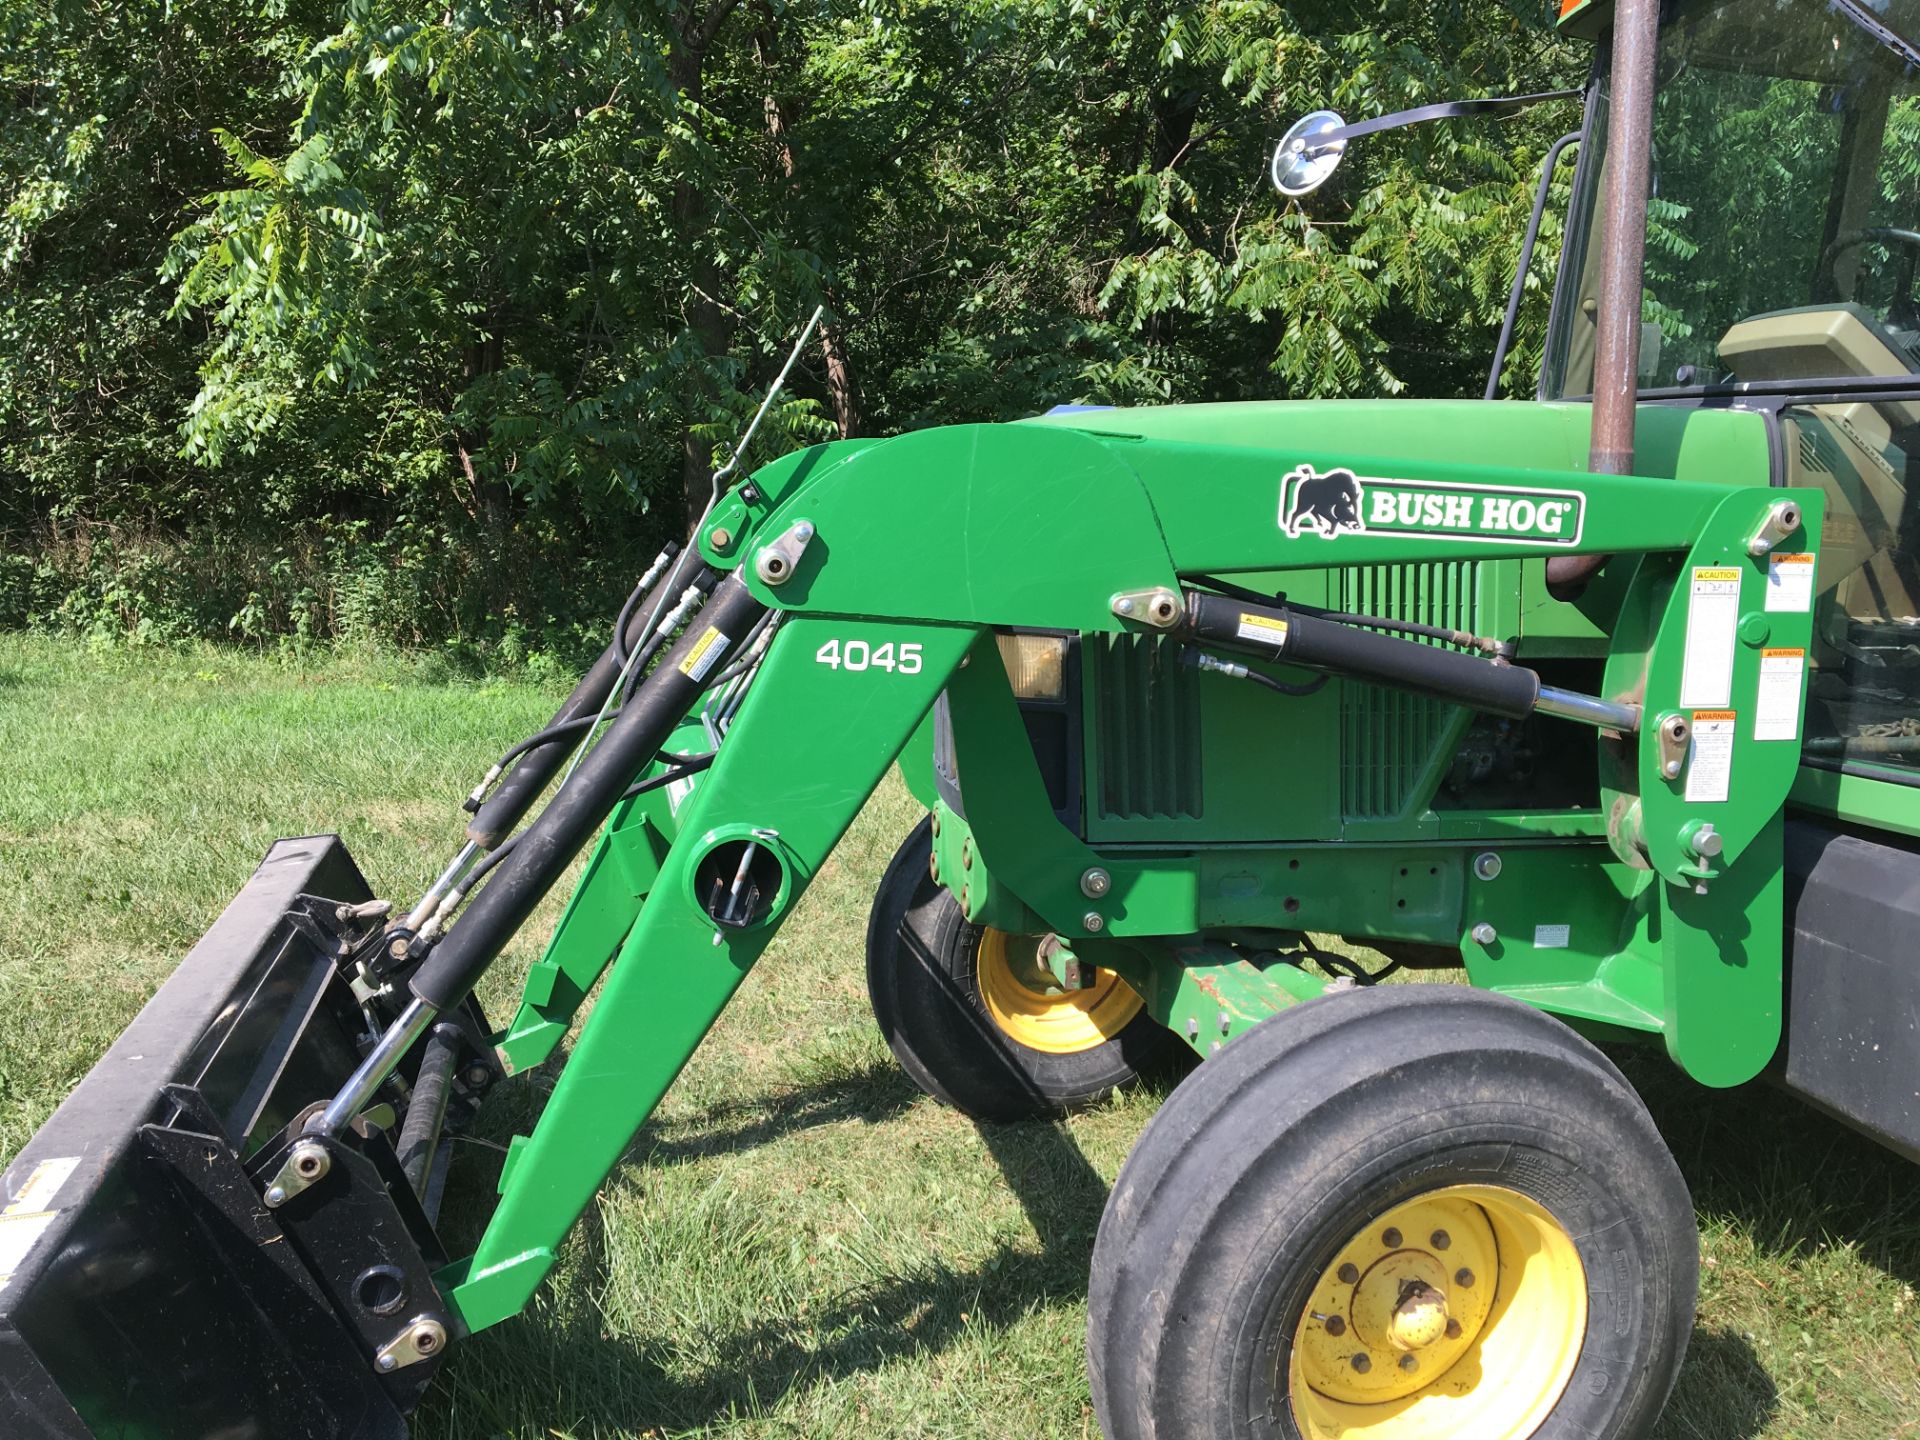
7 0 1919 1436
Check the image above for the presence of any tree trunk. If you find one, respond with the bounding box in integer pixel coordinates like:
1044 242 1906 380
758 9 861 439
670 5 743 534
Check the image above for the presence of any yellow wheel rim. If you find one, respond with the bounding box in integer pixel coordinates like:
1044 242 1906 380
974 928 1144 1055
1288 1185 1587 1440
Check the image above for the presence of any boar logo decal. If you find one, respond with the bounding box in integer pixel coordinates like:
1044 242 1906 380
1281 466 1365 538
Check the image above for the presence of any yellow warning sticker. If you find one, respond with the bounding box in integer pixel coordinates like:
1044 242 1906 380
4 1156 78 1215
1684 710 1737 803
677 626 732 682
1765 553 1816 613
1235 612 1291 646
1754 648 1806 742
1680 567 1742 708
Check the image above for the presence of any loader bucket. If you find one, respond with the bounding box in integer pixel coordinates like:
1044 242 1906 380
1 836 470 1440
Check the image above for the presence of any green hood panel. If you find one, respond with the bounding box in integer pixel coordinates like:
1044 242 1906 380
1024 398 1772 491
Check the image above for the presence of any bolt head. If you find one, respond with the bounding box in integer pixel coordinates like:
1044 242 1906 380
1079 867 1112 899
1082 910 1105 933
1115 597 1137 616
388 937 411 960
709 527 732 548
1662 759 1683 779
265 1186 287 1207
377 1355 398 1373
1470 922 1498 947
1472 852 1502 882
466 1065 491 1087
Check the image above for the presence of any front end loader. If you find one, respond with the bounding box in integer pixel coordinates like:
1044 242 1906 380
9 0 1920 1436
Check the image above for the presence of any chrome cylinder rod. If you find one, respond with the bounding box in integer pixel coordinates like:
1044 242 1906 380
1536 685 1641 733
310 995 439 1138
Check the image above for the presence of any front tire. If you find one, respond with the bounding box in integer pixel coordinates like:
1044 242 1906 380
864 817 1170 1122
1088 984 1697 1440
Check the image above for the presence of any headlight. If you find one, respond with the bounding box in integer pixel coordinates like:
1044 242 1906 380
995 632 1069 702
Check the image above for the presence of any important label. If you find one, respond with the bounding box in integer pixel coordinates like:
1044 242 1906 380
0 1211 58 1295
1680 567 1742 708
1684 710 1737 803
4 1156 78 1215
1235 612 1291 647
677 627 732 682
1765 553 1816 613
1533 924 1571 949
1753 648 1807 742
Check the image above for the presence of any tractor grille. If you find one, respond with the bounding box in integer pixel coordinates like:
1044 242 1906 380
1339 561 1479 819
1094 635 1203 820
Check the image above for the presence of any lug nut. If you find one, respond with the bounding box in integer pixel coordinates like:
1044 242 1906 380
1325 1315 1347 1337
1337 1263 1360 1285
1455 1268 1475 1289
1445 1318 1462 1339
1399 1354 1419 1373
1381 1227 1402 1248
1430 1230 1450 1251
1349 1353 1371 1374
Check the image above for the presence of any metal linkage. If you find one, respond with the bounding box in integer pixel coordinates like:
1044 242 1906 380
294 576 771 1160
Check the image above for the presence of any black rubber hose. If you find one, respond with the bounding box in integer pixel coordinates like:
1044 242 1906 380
466 547 688 848
1182 590 1539 719
414 570 763 1012
396 1022 463 1195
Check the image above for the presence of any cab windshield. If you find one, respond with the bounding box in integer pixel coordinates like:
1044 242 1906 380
1545 0 1920 397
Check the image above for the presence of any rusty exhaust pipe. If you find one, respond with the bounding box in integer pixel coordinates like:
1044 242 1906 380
1547 0 1659 601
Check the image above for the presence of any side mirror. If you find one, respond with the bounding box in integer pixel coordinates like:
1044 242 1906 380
1269 110 1348 197
1269 89 1581 200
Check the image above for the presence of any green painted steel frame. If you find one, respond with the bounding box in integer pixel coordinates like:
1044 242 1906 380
441 411 1821 1335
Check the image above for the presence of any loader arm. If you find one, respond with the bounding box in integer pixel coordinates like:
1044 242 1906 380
2 413 1822 1436
448 418 1821 1332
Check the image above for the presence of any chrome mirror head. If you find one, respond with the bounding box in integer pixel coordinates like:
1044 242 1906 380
1269 110 1347 197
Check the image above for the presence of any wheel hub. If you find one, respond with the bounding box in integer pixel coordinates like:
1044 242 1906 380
974 928 1143 1054
1288 1184 1588 1440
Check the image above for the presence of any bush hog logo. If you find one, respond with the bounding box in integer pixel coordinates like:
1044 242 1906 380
1280 465 1585 547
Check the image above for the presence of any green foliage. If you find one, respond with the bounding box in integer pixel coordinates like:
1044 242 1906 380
4 0 1582 653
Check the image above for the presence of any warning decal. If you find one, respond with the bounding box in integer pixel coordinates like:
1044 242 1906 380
1235 612 1291 647
1684 710 1737 803
1680 567 1742 708
1754 648 1806 742
677 627 732 682
1765 553 1816 613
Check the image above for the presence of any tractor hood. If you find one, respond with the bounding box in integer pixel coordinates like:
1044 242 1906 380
1023 398 1770 491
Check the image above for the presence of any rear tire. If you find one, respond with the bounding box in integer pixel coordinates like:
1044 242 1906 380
865 817 1170 1122
1088 984 1697 1440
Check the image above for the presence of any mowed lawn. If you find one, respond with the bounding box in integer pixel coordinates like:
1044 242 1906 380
2 634 1916 1440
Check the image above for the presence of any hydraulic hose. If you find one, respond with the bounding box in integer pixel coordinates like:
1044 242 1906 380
466 546 692 848
412 569 764 1012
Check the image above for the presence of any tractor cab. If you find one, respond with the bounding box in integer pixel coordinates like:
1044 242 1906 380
1550 0 1920 774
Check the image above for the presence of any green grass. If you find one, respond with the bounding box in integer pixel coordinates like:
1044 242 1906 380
2 634 1916 1439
